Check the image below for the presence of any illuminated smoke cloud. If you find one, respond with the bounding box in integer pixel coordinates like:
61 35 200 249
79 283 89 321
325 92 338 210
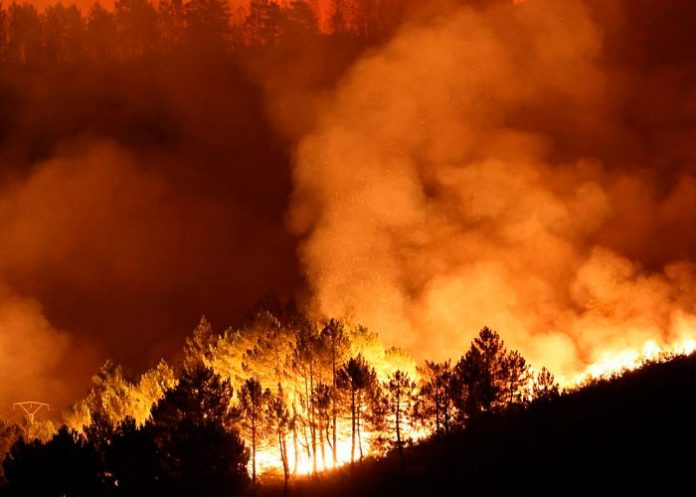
290 0 696 380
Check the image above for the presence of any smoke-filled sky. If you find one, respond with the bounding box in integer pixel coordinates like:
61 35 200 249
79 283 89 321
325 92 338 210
2 0 696 409
0 53 304 411
288 0 696 378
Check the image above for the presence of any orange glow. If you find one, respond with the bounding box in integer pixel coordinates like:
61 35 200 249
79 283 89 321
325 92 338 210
1 0 695 486
565 335 696 388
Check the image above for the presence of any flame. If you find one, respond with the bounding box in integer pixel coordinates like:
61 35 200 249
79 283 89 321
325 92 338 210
563 333 696 388
256 434 370 476
249 322 696 477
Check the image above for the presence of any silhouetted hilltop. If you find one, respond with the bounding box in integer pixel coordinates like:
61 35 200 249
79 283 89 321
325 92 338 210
287 353 696 496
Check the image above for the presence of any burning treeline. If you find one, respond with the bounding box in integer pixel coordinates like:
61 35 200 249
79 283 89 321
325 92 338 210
3 309 560 492
0 0 694 490
0 0 694 413
0 0 409 64
0 0 429 412
290 0 696 386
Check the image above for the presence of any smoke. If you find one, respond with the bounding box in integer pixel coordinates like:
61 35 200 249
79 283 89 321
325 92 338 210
289 0 696 379
2 0 695 408
0 283 92 412
0 53 302 409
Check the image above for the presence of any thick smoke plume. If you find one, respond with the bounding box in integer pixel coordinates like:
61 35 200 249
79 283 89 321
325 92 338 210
0 140 296 410
0 59 301 410
290 0 696 380
1 0 695 409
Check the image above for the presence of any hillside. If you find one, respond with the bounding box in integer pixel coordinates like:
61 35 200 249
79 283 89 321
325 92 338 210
287 354 696 496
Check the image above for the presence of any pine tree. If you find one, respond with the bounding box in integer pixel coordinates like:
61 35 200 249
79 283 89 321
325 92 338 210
500 350 532 407
455 326 507 419
183 315 215 373
266 386 291 491
239 377 268 484
533 367 560 401
386 370 415 469
147 365 248 495
338 354 376 464
415 360 457 435
319 318 350 466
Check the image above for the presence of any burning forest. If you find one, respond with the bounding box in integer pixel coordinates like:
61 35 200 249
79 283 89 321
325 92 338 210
0 0 695 494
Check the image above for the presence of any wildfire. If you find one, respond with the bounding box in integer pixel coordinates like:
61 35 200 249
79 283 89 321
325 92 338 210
256 434 368 476
563 335 696 388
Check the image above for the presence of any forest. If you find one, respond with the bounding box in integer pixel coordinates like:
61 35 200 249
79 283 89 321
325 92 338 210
0 0 410 66
0 0 695 495
292 349 696 496
0 301 560 495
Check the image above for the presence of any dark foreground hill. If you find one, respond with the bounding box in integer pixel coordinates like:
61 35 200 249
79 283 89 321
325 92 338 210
287 354 696 496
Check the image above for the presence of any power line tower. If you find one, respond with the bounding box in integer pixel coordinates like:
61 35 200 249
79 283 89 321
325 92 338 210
13 401 50 440
13 401 50 423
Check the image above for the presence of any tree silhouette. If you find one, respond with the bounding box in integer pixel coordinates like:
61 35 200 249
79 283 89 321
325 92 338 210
103 417 161 494
0 419 21 470
85 2 117 60
500 349 532 407
455 326 507 419
292 322 322 474
3 426 103 495
184 0 230 50
114 0 158 57
312 382 332 468
319 318 350 466
339 354 376 464
239 377 267 484
266 386 291 492
147 365 248 495
386 370 415 469
533 366 560 401
244 0 283 46
7 2 42 65
43 3 84 63
280 0 317 42
158 0 185 49
415 360 457 435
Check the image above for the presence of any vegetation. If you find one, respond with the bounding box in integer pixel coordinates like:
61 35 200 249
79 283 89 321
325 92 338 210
1 296 695 496
0 1 691 494
0 298 559 495
290 352 696 496
0 0 412 68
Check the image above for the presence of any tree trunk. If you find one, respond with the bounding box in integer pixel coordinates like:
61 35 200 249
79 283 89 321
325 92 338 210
444 401 450 435
292 420 299 476
350 387 356 464
395 392 405 472
309 362 317 475
357 391 363 461
319 417 326 471
252 411 257 484
331 348 338 466
278 428 289 495
325 423 333 459
301 378 312 468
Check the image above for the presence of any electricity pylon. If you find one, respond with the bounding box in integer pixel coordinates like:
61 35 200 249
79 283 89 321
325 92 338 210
13 401 50 423
13 400 50 441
